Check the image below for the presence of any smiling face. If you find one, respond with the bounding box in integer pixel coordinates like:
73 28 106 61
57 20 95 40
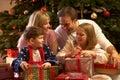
75 23 97 50
76 27 87 47
59 16 76 34
42 19 51 34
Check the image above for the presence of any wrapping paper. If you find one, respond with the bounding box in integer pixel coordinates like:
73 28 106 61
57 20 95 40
24 64 43 80
6 49 18 58
0 63 9 67
55 72 88 80
65 57 93 77
0 66 14 79
24 65 60 80
94 63 119 74
6 57 16 66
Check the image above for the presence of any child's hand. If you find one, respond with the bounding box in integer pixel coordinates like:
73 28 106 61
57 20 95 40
71 46 82 57
81 50 96 58
42 62 51 69
20 61 29 71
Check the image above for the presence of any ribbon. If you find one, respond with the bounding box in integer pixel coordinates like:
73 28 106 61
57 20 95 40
74 49 82 72
28 45 45 65
50 66 56 80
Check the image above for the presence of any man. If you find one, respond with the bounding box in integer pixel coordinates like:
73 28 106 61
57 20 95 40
55 6 119 66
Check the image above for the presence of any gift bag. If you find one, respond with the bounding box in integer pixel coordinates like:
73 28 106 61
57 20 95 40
65 57 93 77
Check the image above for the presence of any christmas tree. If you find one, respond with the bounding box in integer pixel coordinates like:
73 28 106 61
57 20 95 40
0 0 120 54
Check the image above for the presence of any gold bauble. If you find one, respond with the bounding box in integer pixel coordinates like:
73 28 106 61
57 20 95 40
91 12 97 19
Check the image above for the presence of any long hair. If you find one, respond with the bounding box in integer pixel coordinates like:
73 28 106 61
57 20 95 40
26 11 50 28
78 23 97 50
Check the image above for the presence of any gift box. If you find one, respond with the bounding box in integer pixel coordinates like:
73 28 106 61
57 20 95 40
0 63 9 67
55 72 88 80
24 65 60 80
6 49 18 58
65 57 93 77
0 66 14 79
94 63 120 75
6 57 16 66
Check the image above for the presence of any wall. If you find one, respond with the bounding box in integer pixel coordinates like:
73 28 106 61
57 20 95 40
0 0 15 12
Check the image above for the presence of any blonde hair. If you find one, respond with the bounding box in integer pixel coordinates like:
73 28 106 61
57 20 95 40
78 23 97 50
26 10 50 28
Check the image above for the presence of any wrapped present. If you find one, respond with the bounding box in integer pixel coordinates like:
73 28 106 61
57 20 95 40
0 63 9 67
65 57 93 77
0 66 14 79
6 57 16 66
24 64 60 80
6 49 18 58
94 63 120 75
55 72 88 80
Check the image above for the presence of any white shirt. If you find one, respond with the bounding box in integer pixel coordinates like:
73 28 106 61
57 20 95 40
57 39 108 64
55 19 112 50
32 49 41 62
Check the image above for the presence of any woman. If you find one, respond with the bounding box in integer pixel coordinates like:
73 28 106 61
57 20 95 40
17 10 58 55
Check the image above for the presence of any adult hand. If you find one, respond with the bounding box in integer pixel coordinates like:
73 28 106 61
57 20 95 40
109 52 120 67
106 46 120 67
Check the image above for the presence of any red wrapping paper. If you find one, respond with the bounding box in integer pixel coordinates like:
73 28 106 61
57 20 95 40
0 63 9 67
55 72 88 80
94 63 117 69
6 49 18 58
0 66 14 79
94 63 119 74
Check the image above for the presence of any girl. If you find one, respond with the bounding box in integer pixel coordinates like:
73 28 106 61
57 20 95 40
17 10 58 55
57 23 108 64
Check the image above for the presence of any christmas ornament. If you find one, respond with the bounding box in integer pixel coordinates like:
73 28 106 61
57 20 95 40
40 7 47 12
32 0 37 3
91 12 97 19
12 25 17 30
8 8 15 15
19 0 23 2
103 10 110 17
0 29 3 36
24 10 29 15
